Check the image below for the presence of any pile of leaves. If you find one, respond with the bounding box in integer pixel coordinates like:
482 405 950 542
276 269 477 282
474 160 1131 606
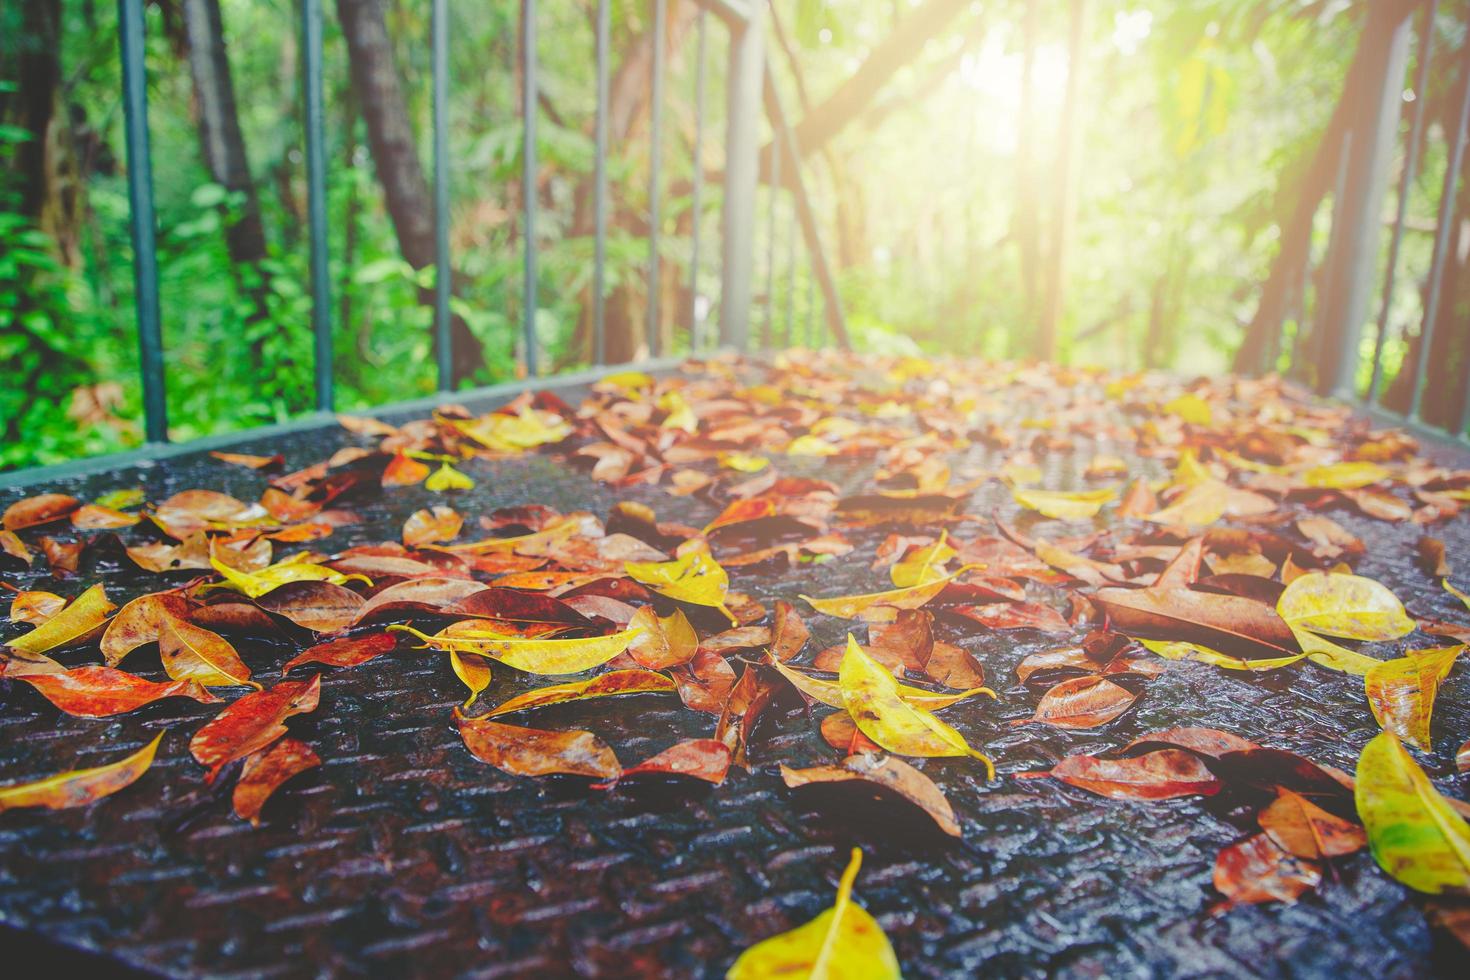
3 351 1470 972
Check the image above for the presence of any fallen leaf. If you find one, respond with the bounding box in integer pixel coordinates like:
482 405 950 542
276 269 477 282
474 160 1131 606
232 738 321 825
1276 571 1415 641
1047 749 1221 800
455 714 620 780
256 580 366 632
781 754 961 837
449 650 493 707
1364 646 1463 752
160 614 256 688
282 632 397 673
69 503 140 529
1355 731 1470 894
625 605 699 669
801 567 969 619
404 506 463 547
595 738 732 788
1213 833 1322 906
6 583 115 655
769 599 810 662
1258 788 1366 860
425 461 475 491
190 675 322 782
19 666 221 716
10 590 65 626
1094 586 1299 661
625 548 737 624
484 669 675 717
100 591 193 666
1418 536 1451 577
396 624 643 675
2 493 79 530
1016 675 1138 729
0 733 163 813
208 555 369 600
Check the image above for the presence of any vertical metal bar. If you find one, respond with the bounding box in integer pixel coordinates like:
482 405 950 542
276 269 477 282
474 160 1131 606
1308 128 1354 386
118 0 167 442
1423 38 1470 424
1369 0 1437 405
303 0 333 411
432 0 452 391
646 0 666 357
592 0 609 365
1318 2 1414 398
688 10 707 351
763 127 780 349
522 0 539 376
719 7 765 350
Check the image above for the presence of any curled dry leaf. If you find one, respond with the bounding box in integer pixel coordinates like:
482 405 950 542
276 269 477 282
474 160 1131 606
19 666 222 717
282 632 397 673
233 738 321 825
449 650 493 708
1046 748 1222 800
0 733 163 814
595 738 732 789
190 675 322 782
769 599 810 662
10 590 65 626
485 669 675 717
455 714 620 780
1016 675 1137 729
1364 645 1463 752
1355 731 1470 895
726 848 899 980
1213 833 1322 906
781 753 961 837
6 583 115 656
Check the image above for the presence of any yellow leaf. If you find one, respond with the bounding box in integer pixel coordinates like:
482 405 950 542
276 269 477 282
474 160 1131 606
1163 392 1213 425
1277 572 1415 642
1010 486 1116 520
485 669 675 717
6 583 114 655
395 625 644 675
802 567 970 620
160 615 257 689
1365 646 1463 752
0 732 163 813
658 391 699 433
770 659 994 712
1356 732 1470 894
454 408 571 452
1300 461 1390 490
786 434 838 457
625 549 736 624
425 461 475 491
838 636 994 776
718 451 769 473
1290 626 1383 676
208 555 369 600
1446 579 1470 612
726 848 900 980
439 515 584 554
1171 448 1214 486
889 531 955 588
1140 639 1305 672
449 650 493 708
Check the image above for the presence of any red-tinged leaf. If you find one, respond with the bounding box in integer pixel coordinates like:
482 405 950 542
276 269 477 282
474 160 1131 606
1206 748 1356 814
698 625 773 656
7 583 114 655
70 504 141 529
1258 788 1367 859
1460 738 1470 774
257 580 366 632
819 711 883 755
702 497 777 534
232 738 321 825
1116 477 1158 518
1213 833 1321 906
210 450 285 471
382 451 430 487
947 601 1070 633
190 675 322 782
2 493 79 530
403 505 463 547
1152 537 1205 589
350 577 490 623
282 632 397 673
594 738 732 789
1016 675 1138 729
1015 644 1163 683
1092 586 1300 661
190 600 280 635
781 753 961 837
1047 748 1222 800
626 605 699 669
1123 727 1260 759
19 666 221 717
670 649 738 714
446 587 596 628
0 733 163 814
10 590 65 626
160 615 256 688
455 714 621 780
770 599 810 662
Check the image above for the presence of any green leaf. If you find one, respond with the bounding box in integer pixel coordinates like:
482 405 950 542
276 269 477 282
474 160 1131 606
1355 731 1470 894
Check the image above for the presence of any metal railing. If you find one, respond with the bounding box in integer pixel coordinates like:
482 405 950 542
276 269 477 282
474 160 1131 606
109 0 848 453
1256 0 1470 445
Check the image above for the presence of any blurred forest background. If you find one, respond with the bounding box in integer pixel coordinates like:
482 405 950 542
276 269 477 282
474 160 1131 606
1 0 1467 470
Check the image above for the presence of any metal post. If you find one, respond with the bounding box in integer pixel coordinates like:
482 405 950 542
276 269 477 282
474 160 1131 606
1369 0 1437 405
304 0 332 411
718 4 765 350
118 0 167 442
522 0 539 376
763 126 780 349
432 0 452 391
688 10 707 351
593 0 609 365
1317 2 1413 398
1417 34 1470 423
647 0 666 357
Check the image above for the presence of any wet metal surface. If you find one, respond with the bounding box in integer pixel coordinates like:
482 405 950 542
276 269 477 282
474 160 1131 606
2 373 1470 977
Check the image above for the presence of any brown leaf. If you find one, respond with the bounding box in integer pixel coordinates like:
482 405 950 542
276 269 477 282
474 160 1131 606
781 753 961 837
41 536 83 575
19 665 221 717
594 738 732 788
160 615 255 688
819 711 883 755
948 601 1070 633
70 504 141 529
403 505 463 547
626 605 698 669
1122 726 1260 759
10 590 65 626
257 580 366 632
232 738 321 825
1213 833 1321 906
1092 586 1300 660
1258 788 1366 859
2 493 79 530
282 632 397 673
100 592 194 666
0 732 163 814
456 714 620 780
770 599 810 662
190 675 322 782
1419 536 1451 577
670 649 738 714
1047 748 1222 800
1016 675 1138 729
0 529 33 565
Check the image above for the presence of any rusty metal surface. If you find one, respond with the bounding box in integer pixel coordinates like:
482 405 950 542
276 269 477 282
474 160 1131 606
2 374 1470 978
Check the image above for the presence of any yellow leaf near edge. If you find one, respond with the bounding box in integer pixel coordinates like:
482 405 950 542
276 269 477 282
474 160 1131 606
393 624 644 675
1446 579 1470 613
1364 646 1464 752
449 650 493 708
6 583 115 656
802 567 972 620
1277 571 1415 642
838 636 994 778
726 848 900 980
1355 731 1470 894
0 732 163 814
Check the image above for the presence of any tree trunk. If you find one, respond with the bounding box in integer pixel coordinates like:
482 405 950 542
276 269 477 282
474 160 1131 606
336 0 486 383
1 0 61 222
1037 0 1087 362
1014 0 1041 344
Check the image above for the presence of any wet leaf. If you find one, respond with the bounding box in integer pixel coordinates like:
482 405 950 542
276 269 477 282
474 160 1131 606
781 754 961 837
425 461 475 491
208 554 369 601
160 615 256 688
625 605 699 669
6 583 115 656
232 737 321 825
1010 486 1116 520
282 632 397 673
0 733 163 814
1047 748 1221 799
625 548 736 624
395 624 643 675
403 505 463 547
1418 536 1451 577
2 493 79 530
70 503 141 529
1258 788 1366 860
1364 646 1463 751
770 599 811 662
596 738 732 788
802 567 969 620
485 669 675 717
1016 675 1137 729
19 666 221 716
770 658 993 712
1140 638 1305 672
456 714 620 780
1300 461 1389 489
838 635 994 777
1276 571 1415 641
449 650 493 707
382 451 430 486
10 590 65 626
889 531 955 587
1355 731 1470 894
1094 586 1299 661
1213 833 1321 906
727 848 899 980
190 675 322 782
99 592 194 666
670 649 738 714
